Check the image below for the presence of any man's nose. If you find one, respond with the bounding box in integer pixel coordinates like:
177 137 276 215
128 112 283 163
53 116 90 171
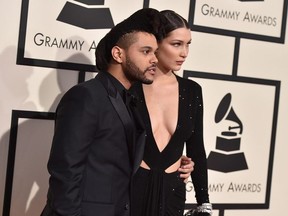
151 53 158 64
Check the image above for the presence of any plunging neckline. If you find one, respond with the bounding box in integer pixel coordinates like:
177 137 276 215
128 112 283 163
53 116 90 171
141 77 181 154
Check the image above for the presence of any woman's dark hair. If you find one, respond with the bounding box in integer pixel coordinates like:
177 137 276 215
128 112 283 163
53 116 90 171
158 10 189 41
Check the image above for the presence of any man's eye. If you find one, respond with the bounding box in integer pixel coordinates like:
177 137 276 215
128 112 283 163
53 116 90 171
143 50 150 54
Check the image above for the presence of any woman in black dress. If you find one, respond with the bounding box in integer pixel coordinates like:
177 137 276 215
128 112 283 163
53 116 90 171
131 10 212 216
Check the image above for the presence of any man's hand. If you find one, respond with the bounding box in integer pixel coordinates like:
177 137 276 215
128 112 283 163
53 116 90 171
179 155 194 183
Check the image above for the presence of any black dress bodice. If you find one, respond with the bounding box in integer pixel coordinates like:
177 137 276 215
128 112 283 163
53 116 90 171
131 75 210 216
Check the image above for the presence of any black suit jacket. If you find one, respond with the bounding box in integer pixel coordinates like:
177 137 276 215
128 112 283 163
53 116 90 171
41 72 146 216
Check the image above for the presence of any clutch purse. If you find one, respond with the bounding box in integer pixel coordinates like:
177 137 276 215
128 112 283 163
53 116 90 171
184 203 212 216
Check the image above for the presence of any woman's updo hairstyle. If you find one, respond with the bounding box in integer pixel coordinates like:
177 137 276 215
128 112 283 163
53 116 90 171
157 10 190 41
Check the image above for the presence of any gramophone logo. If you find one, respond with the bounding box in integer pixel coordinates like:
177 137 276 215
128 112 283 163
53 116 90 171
207 93 248 173
57 0 114 29
17 0 155 71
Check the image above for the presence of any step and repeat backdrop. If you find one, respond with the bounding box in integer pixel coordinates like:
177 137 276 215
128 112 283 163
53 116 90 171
1 0 287 216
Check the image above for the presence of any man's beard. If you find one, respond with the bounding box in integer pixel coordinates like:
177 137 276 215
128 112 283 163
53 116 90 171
123 56 153 85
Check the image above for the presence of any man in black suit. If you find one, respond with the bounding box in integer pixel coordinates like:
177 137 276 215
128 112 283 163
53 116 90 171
40 8 163 216
41 8 193 216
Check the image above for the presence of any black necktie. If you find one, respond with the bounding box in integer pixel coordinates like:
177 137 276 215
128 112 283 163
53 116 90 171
123 90 137 162
124 91 138 116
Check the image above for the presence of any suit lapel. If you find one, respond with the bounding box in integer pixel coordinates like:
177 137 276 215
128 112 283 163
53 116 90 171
130 104 146 174
96 72 135 164
109 93 135 162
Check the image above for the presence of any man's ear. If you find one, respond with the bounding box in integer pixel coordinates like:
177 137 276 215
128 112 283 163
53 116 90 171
111 46 123 63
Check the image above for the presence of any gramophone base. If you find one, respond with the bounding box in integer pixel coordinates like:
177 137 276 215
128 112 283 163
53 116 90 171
57 2 114 29
207 151 248 172
216 136 241 151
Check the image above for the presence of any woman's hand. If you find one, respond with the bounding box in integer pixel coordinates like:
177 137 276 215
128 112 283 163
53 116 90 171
178 155 194 183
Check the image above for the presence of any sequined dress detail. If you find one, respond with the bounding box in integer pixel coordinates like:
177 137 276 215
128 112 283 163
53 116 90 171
131 75 209 216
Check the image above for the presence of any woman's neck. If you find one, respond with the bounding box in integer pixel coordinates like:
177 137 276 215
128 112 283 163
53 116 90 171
153 67 174 82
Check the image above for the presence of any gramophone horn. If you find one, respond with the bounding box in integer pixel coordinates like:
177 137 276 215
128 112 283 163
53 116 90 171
215 93 243 134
